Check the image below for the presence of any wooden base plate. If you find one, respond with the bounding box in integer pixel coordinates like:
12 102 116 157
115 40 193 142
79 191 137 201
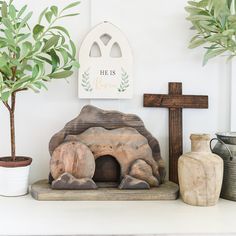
31 180 179 201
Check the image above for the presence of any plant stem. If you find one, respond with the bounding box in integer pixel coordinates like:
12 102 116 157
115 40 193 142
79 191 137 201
10 93 16 161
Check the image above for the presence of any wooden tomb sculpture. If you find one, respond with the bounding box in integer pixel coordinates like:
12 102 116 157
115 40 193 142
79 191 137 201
49 105 165 190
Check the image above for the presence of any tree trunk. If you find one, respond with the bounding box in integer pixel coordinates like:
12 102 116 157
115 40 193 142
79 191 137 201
10 93 16 161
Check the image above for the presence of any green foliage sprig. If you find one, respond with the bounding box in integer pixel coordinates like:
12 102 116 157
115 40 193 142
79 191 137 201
0 0 80 102
0 0 80 161
118 68 129 92
81 69 93 92
186 0 236 65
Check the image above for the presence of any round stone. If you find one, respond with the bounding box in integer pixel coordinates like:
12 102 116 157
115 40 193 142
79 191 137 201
50 141 95 180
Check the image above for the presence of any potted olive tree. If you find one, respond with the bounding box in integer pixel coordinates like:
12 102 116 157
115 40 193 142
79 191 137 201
185 0 236 65
0 0 80 196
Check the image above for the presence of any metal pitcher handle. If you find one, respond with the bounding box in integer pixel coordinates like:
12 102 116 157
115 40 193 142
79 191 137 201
210 138 233 161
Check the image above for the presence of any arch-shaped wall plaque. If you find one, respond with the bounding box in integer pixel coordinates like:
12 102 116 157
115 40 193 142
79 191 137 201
78 22 133 99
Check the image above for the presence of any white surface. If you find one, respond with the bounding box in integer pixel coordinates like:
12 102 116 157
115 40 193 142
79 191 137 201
0 166 30 196
0 194 236 235
231 60 236 131
78 21 133 99
0 0 232 183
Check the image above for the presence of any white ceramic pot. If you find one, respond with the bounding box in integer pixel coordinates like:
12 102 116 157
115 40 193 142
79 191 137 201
0 157 32 197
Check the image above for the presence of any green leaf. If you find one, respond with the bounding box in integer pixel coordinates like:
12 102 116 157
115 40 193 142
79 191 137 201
50 6 58 16
36 55 52 64
34 41 43 52
33 81 47 90
32 64 40 79
59 48 69 64
62 1 80 12
72 60 80 68
2 18 14 31
213 0 230 18
50 49 60 73
11 58 21 67
64 65 72 71
27 84 39 93
206 34 225 41
70 39 76 58
33 24 45 39
198 0 209 8
0 55 7 67
222 29 235 35
14 76 31 86
187 15 213 21
60 13 79 18
228 15 236 21
49 70 73 79
38 7 48 24
4 29 14 41
227 0 233 9
21 41 32 58
0 72 3 82
42 35 60 51
17 33 31 43
1 65 12 76
9 5 16 19
187 1 199 7
199 21 218 32
18 11 33 31
23 64 32 71
1 91 10 101
50 26 70 37
17 5 27 18
203 48 227 65
185 6 207 14
45 11 53 23
1 1 7 18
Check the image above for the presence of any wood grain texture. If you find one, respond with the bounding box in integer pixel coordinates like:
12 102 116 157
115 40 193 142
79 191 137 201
65 127 160 187
178 135 223 206
143 82 209 184
50 141 95 180
143 94 208 108
119 175 150 190
31 179 179 201
168 83 183 184
49 105 166 183
51 173 97 190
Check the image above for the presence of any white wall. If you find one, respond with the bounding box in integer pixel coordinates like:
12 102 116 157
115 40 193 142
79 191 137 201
0 0 231 183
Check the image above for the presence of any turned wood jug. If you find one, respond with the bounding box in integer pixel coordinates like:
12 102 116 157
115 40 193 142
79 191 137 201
178 134 223 206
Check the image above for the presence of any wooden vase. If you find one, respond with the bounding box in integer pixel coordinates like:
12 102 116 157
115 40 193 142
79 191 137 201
178 134 223 206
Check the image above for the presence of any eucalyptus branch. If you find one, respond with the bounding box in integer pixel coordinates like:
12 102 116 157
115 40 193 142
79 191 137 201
11 66 17 81
0 70 10 80
2 100 11 112
186 0 236 65
0 0 80 161
11 92 15 112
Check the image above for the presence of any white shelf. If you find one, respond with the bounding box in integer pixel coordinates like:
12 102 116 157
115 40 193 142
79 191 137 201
0 194 236 235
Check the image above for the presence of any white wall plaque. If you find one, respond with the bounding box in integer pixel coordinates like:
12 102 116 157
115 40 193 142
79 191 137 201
78 21 133 99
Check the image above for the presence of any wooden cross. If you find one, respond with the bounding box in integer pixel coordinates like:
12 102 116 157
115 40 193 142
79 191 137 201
143 82 208 184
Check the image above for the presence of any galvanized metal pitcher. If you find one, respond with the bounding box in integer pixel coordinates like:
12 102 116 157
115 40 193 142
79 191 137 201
210 132 236 201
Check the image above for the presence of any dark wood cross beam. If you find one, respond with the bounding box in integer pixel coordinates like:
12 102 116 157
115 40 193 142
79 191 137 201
143 82 208 184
